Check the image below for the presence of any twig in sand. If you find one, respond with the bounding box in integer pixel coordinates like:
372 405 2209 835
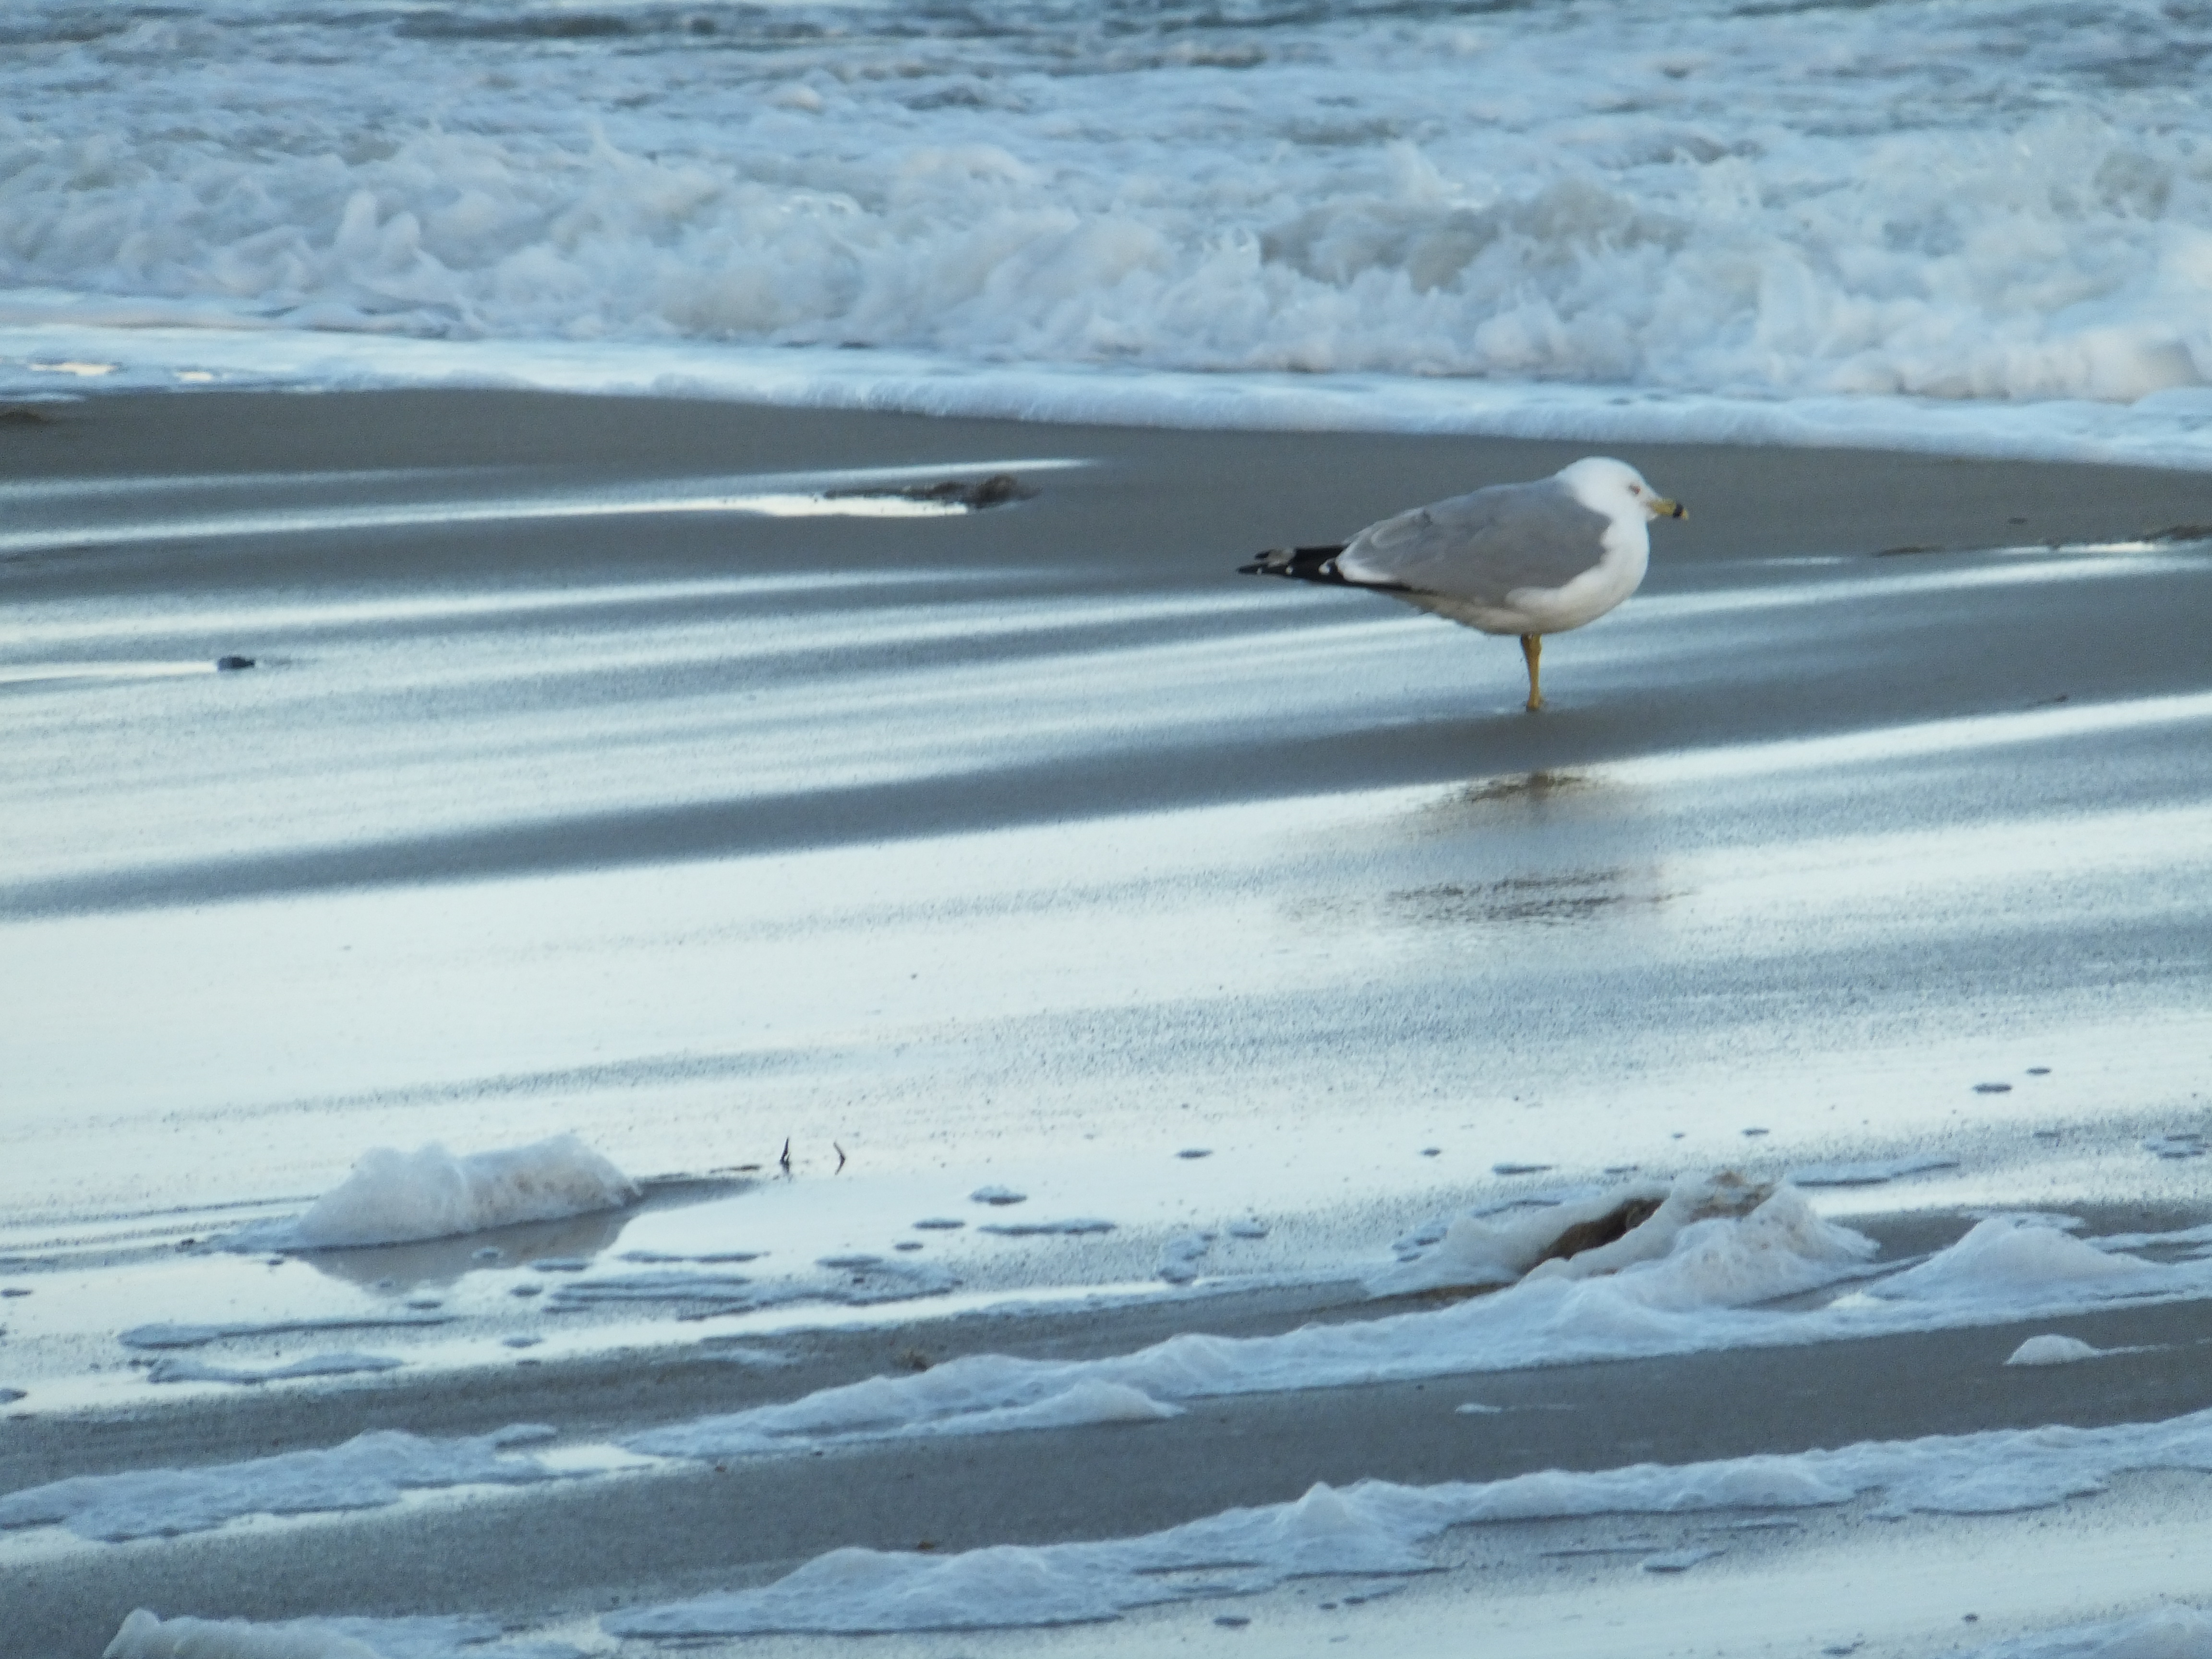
778 1138 792 1175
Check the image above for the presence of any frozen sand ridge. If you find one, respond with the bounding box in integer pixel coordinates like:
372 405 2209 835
610 1406 2212 1635
236 1134 637 1250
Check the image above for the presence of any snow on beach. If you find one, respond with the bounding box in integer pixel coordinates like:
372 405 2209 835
7 0 2212 464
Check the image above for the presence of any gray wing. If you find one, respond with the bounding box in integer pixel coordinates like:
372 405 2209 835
1337 478 1612 604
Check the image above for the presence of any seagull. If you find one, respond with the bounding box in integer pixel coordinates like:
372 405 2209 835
1238 457 1686 711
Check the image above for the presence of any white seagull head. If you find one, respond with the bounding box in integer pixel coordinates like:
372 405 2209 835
1556 456 1686 523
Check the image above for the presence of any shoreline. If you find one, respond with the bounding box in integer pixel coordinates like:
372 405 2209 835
12 339 2212 477
7 385 2212 1658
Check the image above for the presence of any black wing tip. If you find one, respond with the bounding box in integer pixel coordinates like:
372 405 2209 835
1239 543 1351 581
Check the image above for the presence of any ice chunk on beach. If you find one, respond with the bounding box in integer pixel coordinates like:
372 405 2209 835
1 1426 568 1542
2007 1334 2104 1366
247 1135 638 1250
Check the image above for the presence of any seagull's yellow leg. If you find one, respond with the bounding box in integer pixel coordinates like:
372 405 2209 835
1520 633 1544 713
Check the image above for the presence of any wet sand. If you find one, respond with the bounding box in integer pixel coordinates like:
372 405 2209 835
7 390 2212 1657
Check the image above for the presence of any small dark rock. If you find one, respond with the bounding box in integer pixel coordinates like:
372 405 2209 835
215 655 256 672
1214 1614 1250 1627
898 473 1034 509
1535 1196 1665 1268
1973 1082 2013 1094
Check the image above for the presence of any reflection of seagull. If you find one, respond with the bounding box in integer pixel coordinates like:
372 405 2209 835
1239 457 1686 712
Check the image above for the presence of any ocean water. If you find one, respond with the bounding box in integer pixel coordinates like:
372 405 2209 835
6 0 2212 461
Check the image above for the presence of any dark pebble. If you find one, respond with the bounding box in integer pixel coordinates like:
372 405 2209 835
215 655 256 671
1973 1082 2013 1094
1214 1614 1250 1628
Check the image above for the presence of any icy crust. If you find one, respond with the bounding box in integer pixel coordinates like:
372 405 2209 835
231 1135 638 1250
630 1193 2212 1463
610 1407 2212 1636
0 1426 565 1542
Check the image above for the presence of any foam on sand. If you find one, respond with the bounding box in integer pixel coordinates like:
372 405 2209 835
611 1405 2212 1636
0 1426 567 1542
2007 1335 2105 1367
104 1611 582 1659
630 1186 2212 1463
233 1135 638 1250
1967 1604 2212 1659
1369 1172 1797 1296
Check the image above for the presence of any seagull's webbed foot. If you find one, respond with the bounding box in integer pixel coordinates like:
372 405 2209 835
1520 633 1544 713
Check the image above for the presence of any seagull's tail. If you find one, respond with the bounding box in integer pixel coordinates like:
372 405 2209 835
1238 543 1354 583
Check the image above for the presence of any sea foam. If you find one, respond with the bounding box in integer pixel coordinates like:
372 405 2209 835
7 1 2212 463
0 1426 567 1543
629 1188 2212 1464
233 1135 638 1251
610 1405 2212 1635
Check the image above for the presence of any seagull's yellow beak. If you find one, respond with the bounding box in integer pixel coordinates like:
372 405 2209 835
1649 496 1686 520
